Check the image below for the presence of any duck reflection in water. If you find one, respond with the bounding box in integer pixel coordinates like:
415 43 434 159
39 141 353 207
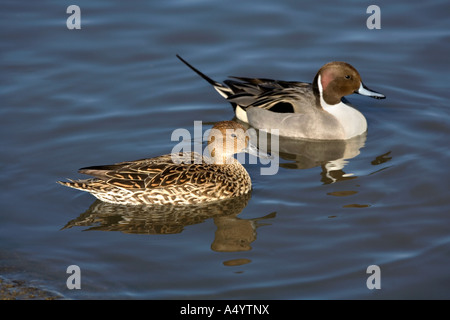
242 121 367 184
62 192 275 252
249 126 393 185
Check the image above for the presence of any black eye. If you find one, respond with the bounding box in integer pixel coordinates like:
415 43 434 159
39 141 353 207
231 133 237 138
345 75 351 80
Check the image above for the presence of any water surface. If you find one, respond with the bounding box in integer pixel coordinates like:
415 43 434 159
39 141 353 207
1 0 449 299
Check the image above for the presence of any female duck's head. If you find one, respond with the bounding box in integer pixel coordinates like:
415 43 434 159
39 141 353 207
207 121 268 164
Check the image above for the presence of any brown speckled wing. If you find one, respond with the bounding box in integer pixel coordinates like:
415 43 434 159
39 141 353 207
78 152 213 190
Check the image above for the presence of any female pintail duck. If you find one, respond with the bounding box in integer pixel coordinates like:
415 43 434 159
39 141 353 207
58 121 268 205
177 55 385 140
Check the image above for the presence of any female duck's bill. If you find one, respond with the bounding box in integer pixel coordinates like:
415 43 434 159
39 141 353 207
58 121 270 206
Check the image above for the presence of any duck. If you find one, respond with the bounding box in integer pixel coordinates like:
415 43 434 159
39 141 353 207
58 121 267 205
176 55 385 140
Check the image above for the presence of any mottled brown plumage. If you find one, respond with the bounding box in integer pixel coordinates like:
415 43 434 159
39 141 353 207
58 121 262 205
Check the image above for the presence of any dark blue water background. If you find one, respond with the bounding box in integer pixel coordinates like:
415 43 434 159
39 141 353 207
1 0 449 299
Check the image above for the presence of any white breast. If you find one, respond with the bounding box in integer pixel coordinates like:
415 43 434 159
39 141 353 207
323 102 367 139
317 74 367 139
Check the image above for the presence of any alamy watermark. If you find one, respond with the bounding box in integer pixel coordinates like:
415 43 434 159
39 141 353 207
366 5 381 29
66 5 81 30
66 265 81 289
366 264 381 289
65 263 381 292
67 5 381 31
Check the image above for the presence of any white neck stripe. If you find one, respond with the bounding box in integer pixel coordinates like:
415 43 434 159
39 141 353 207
317 75 367 138
318 74 338 109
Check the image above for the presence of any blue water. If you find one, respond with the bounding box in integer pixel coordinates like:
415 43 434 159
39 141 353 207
1 0 450 299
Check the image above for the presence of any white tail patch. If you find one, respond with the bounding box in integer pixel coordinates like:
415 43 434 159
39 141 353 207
214 86 231 99
235 105 249 123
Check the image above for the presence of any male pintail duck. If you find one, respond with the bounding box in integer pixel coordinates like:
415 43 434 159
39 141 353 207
177 55 385 140
58 121 268 205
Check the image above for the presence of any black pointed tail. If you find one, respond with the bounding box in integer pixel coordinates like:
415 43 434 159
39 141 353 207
176 54 232 98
